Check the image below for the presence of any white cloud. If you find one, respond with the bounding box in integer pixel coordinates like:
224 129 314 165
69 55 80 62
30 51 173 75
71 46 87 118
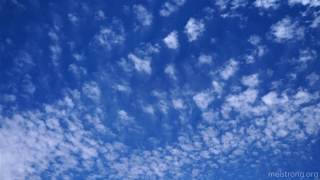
212 81 223 95
113 84 131 93
193 91 214 110
262 91 281 106
293 90 311 105
172 99 185 109
198 54 213 65
163 31 179 49
184 18 205 42
68 64 87 79
160 0 186 17
128 53 152 74
82 82 101 102
20 74 36 96
133 5 153 27
94 25 125 50
241 74 259 87
248 35 261 45
48 30 59 42
164 64 176 79
72 53 84 61
288 0 320 7
306 73 319 86
142 105 155 115
95 10 106 20
297 49 316 63
118 110 132 121
223 89 259 118
270 17 304 42
68 13 78 24
254 0 279 9
50 44 62 66
220 59 239 80
311 16 320 28
1 85 320 179
0 93 102 180
201 111 215 123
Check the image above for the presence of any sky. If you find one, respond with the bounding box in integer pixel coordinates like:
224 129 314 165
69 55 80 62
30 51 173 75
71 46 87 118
0 0 320 179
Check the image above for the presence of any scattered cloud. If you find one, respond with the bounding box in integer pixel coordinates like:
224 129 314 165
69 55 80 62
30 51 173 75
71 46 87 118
184 18 205 42
160 0 186 17
254 0 280 9
82 82 101 102
241 74 259 87
193 91 214 110
198 54 213 65
1 1 320 179
172 98 185 109
113 84 131 93
163 31 179 49
270 17 304 42
220 59 239 80
94 23 125 50
133 5 153 27
128 53 152 74
288 0 320 7
306 72 319 86
164 64 176 79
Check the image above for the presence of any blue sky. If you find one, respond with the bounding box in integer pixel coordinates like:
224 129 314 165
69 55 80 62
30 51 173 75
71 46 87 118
0 0 320 179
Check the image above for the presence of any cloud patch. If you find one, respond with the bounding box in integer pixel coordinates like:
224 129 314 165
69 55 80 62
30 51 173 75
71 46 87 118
184 18 205 42
163 31 179 49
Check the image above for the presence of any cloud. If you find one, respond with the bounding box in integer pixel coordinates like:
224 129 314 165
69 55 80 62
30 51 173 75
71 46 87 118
254 0 279 9
184 18 205 42
1 1 320 179
68 64 87 79
113 84 131 93
311 16 320 28
94 23 125 50
133 5 153 27
297 49 317 63
82 82 101 102
248 35 261 45
163 31 179 49
164 64 176 79
50 44 62 66
68 13 78 24
1 84 320 179
95 10 106 20
212 81 223 95
160 0 186 17
220 59 239 80
193 91 214 110
2 94 16 103
0 91 103 179
288 0 320 7
13 51 35 73
142 105 155 115
22 74 36 95
225 89 258 110
306 72 319 86
270 17 304 42
118 110 133 121
128 53 152 74
262 91 281 106
172 98 185 110
241 74 259 87
293 90 311 106
47 30 62 66
198 54 213 65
